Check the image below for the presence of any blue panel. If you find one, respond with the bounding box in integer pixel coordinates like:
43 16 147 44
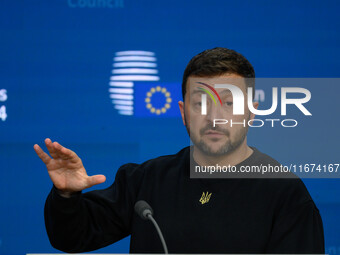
0 0 339 254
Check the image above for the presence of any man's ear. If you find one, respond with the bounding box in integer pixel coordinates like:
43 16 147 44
250 101 259 120
178 101 186 126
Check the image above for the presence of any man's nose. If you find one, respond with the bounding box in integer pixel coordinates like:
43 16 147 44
205 103 224 122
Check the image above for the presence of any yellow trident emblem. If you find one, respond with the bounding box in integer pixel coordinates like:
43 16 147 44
199 192 212 205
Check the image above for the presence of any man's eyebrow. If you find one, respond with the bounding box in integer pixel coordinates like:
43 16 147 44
219 89 232 96
190 89 205 96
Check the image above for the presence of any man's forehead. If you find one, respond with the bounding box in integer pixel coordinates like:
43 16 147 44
187 75 247 93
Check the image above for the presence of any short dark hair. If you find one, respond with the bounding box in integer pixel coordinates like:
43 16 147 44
182 47 255 101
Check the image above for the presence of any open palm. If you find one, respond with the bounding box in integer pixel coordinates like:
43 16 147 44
34 138 106 194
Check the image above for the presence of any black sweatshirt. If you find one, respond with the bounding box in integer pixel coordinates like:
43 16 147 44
44 146 325 253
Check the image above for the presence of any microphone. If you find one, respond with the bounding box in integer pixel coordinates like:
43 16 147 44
134 200 154 220
134 200 168 254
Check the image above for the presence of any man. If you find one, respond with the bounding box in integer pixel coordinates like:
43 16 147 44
34 47 324 253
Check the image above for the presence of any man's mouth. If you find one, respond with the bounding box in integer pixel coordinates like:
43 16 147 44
204 130 225 136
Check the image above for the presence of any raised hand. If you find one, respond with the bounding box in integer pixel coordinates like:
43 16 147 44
34 138 106 197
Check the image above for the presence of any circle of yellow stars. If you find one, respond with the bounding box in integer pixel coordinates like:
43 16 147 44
145 86 172 115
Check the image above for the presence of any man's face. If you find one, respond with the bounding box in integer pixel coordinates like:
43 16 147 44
179 74 256 156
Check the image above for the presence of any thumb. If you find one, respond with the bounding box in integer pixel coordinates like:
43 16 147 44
87 174 106 188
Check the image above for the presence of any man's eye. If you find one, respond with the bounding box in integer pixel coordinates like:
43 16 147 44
195 102 202 106
225 102 233 106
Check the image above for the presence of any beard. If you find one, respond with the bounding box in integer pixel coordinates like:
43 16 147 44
185 115 250 157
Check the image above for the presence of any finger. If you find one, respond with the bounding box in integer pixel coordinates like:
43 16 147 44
53 142 78 162
45 138 59 159
33 144 52 164
87 174 106 188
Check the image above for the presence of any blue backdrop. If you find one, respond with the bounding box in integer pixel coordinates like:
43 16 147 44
0 0 339 254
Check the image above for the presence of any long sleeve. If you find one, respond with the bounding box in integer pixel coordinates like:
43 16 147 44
44 163 143 253
265 196 325 253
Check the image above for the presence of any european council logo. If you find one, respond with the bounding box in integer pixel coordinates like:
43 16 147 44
108 50 181 118
108 50 265 118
